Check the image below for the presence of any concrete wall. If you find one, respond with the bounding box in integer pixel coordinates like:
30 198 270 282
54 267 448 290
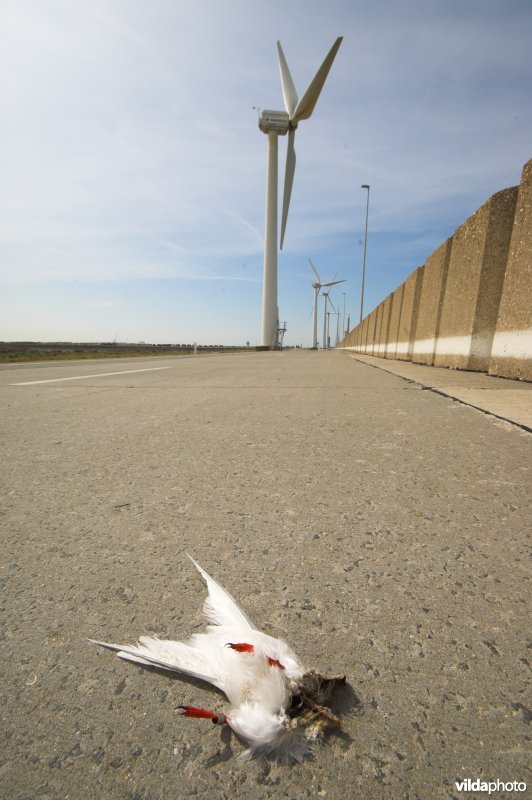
489 160 532 381
354 323 361 352
337 158 531 381
412 240 452 366
434 188 517 371
372 303 384 356
366 308 378 355
385 284 404 359
379 293 394 356
368 306 377 355
395 266 424 361
360 314 369 351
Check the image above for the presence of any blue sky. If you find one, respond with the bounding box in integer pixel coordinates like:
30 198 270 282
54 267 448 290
1 0 530 347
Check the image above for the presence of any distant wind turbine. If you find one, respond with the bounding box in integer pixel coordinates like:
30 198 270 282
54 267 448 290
258 37 343 348
322 291 338 350
308 258 345 349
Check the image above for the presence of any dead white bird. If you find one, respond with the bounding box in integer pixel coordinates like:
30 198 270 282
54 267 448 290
91 556 345 762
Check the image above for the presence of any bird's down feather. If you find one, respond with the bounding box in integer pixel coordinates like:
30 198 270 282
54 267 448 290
91 556 343 762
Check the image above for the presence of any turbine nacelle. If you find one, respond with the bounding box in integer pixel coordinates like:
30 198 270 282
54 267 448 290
259 110 290 136
308 257 345 292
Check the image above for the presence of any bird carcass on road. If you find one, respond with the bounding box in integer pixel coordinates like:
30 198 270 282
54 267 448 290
91 556 347 762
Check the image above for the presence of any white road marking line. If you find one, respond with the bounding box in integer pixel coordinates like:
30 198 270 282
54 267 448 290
9 366 171 386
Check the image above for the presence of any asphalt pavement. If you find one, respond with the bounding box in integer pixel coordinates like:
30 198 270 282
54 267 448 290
1 350 530 799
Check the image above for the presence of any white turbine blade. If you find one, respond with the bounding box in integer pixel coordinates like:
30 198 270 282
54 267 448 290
277 41 298 116
328 295 337 313
321 278 346 287
280 128 296 250
308 257 321 283
292 37 343 123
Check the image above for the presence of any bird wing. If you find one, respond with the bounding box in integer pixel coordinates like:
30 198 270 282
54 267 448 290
90 560 303 724
188 555 255 630
89 636 225 691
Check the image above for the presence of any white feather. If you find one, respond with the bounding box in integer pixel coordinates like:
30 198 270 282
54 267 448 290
91 558 329 762
187 555 254 630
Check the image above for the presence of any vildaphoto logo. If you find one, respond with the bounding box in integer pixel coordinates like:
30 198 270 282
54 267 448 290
455 778 527 794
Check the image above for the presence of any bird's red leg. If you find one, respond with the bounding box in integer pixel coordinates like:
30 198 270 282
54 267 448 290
176 706 227 725
226 642 255 653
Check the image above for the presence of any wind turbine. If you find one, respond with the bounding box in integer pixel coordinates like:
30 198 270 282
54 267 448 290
322 291 338 350
308 257 345 349
258 37 343 348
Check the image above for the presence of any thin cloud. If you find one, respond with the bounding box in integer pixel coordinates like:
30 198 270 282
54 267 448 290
0 0 530 344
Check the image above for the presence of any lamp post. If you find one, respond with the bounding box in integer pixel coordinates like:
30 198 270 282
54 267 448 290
360 184 370 323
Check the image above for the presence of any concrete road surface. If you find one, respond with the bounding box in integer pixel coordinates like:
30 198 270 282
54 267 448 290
347 353 532 431
1 351 530 800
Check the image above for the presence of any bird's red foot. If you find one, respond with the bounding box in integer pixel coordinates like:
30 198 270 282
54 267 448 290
226 642 254 653
176 705 227 725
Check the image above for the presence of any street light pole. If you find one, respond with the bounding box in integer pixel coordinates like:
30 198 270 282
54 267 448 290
360 184 370 323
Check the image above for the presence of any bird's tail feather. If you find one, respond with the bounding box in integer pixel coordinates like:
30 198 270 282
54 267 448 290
241 726 317 764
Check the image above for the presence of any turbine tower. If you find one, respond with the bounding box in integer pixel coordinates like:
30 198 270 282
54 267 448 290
258 37 343 348
308 257 345 349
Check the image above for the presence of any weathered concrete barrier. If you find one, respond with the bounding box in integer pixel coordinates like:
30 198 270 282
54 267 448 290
378 293 394 356
412 240 452 366
489 160 532 381
433 188 517 371
366 307 377 355
338 158 531 381
373 302 384 356
385 284 404 359
390 265 424 361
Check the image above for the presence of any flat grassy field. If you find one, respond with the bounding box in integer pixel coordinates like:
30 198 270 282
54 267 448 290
0 342 248 363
